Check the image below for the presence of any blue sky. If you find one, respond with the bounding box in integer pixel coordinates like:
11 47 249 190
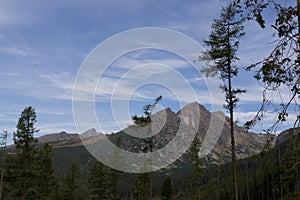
0 0 297 143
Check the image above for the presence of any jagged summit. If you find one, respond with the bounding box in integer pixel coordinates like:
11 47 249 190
115 101 273 165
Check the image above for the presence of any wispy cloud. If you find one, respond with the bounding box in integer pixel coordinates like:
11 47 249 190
0 46 38 57
111 56 191 70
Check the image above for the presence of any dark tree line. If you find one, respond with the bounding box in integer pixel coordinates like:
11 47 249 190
1 107 85 200
3 107 56 200
2 107 300 200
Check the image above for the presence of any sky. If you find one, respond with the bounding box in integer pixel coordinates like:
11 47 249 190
0 0 297 143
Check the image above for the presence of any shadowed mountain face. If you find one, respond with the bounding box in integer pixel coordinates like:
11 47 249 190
37 102 272 165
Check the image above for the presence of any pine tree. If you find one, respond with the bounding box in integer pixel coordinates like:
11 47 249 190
277 129 300 196
12 106 39 200
200 3 245 200
35 143 56 200
88 161 119 200
3 107 56 199
61 163 80 200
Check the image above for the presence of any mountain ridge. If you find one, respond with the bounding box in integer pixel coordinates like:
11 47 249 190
36 102 276 165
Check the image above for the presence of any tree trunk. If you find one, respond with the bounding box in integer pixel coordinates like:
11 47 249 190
227 28 239 200
21 180 25 200
247 163 250 200
149 129 152 200
297 0 300 44
217 158 221 200
295 0 300 181
229 87 239 200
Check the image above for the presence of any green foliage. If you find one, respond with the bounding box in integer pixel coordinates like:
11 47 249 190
60 162 80 200
14 106 39 146
161 176 172 200
191 128 300 200
133 172 151 200
9 107 40 199
88 161 119 200
35 143 57 200
200 2 246 116
201 3 245 80
14 106 38 165
3 107 56 200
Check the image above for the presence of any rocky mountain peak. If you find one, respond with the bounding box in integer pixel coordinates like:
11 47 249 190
38 131 79 143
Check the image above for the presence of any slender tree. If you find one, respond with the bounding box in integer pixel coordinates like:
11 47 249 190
13 106 39 200
187 135 202 200
0 131 8 200
132 96 162 200
200 3 245 200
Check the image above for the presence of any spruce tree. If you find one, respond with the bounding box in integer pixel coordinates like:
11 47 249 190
200 3 245 200
35 143 56 200
13 106 39 200
88 161 119 200
4 107 56 199
61 163 80 200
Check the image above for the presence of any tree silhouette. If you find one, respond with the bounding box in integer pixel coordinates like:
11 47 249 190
12 106 39 200
132 96 162 200
200 3 245 200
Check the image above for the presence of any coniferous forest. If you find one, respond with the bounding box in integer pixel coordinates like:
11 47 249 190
0 0 299 199
1 108 300 200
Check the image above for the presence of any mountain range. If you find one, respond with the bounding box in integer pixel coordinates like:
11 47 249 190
37 102 275 166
